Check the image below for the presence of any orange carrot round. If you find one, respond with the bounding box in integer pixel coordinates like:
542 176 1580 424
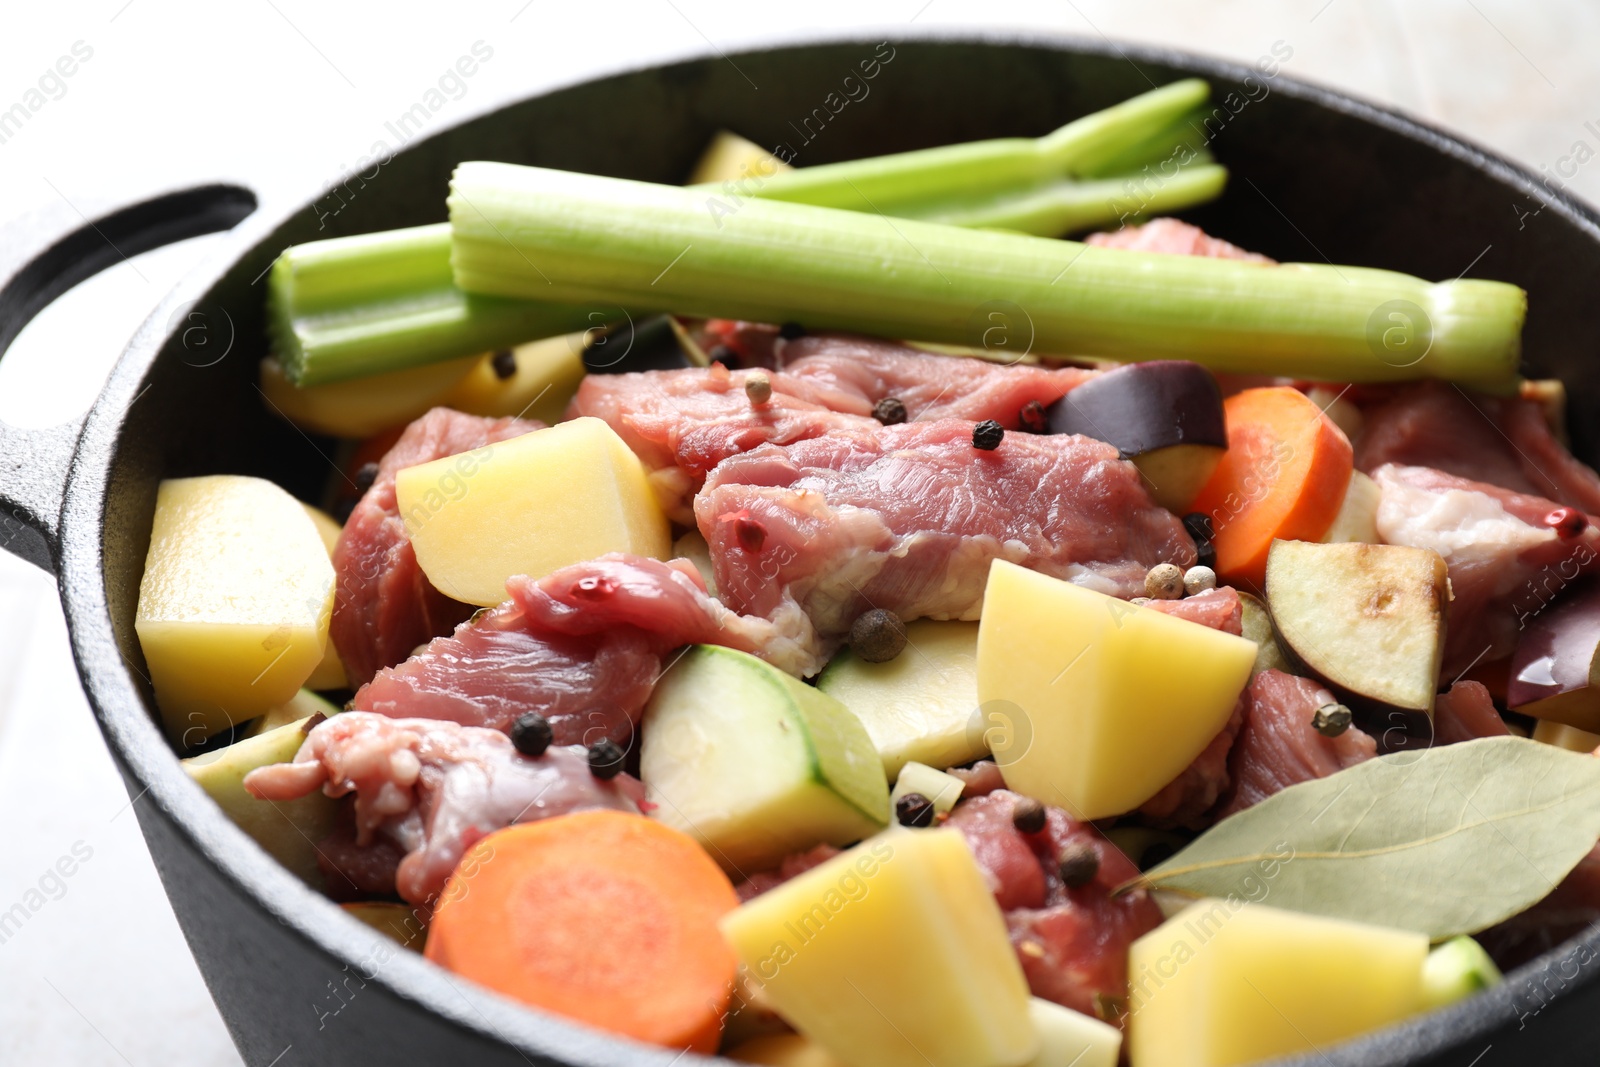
425 811 739 1053
1189 387 1353 590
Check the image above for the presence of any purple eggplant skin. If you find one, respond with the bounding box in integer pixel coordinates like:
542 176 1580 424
1045 360 1227 456
1508 579 1600 731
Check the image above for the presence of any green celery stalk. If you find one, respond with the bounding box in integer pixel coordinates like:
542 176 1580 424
917 163 1228 236
269 224 599 387
746 78 1210 211
448 162 1526 392
273 80 1219 386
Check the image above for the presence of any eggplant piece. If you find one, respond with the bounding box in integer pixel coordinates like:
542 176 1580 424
1265 539 1449 716
1507 579 1600 731
1045 360 1225 512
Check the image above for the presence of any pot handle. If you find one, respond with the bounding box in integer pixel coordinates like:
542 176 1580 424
0 184 258 573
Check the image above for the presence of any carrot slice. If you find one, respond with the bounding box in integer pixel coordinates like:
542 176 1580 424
425 811 739 1053
1189 387 1353 590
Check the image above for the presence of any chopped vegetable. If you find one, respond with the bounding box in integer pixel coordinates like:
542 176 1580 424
183 714 337 885
1023 996 1120 1067
424 812 739 1053
816 620 985 779
1265 540 1448 716
971 420 1004 451
639 646 890 872
509 712 553 757
1134 737 1600 939
1182 565 1217 596
395 416 670 606
268 223 597 386
1189 387 1355 588
1144 563 1184 600
245 687 339 738
341 903 426 950
1420 936 1503 1010
719 829 1036 1067
273 83 1226 386
1507 579 1600 731
136 476 335 742
890 761 965 816
976 561 1255 820
1128 901 1428 1067
258 351 480 437
848 608 907 663
726 1033 846 1067
447 164 1525 392
688 130 793 186
1045 361 1227 512
1319 468 1382 544
1237 592 1290 676
298 504 349 691
730 80 1211 218
1311 702 1353 737
1531 718 1600 753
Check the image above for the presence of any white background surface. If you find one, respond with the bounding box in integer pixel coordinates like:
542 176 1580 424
0 2 1594 1063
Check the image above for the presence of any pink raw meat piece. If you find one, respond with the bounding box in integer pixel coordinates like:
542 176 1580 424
1355 382 1600 513
1372 463 1600 676
697 419 1194 661
245 712 643 905
350 554 813 740
1084 217 1275 262
1218 669 1376 818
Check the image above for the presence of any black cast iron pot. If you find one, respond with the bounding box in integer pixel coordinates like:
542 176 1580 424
1 29 1596 1067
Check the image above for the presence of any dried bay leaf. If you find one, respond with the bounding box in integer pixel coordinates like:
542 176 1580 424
1132 737 1600 940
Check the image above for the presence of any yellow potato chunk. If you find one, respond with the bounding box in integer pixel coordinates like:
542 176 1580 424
435 334 587 426
396 416 670 606
1128 901 1427 1067
1025 998 1120 1067
727 1033 847 1067
259 353 480 439
300 504 348 690
976 561 1255 820
136 476 334 742
720 829 1035 1067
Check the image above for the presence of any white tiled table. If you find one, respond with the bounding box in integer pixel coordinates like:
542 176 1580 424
2 2 1594 1063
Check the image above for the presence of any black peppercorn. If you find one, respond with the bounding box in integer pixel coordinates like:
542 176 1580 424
1312 703 1353 738
895 792 935 828
849 608 907 663
707 343 736 366
354 462 380 494
511 712 554 758
972 420 1004 450
872 397 907 425
1011 797 1047 835
777 321 806 340
1058 843 1100 888
588 738 626 779
491 349 517 380
1182 512 1217 570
